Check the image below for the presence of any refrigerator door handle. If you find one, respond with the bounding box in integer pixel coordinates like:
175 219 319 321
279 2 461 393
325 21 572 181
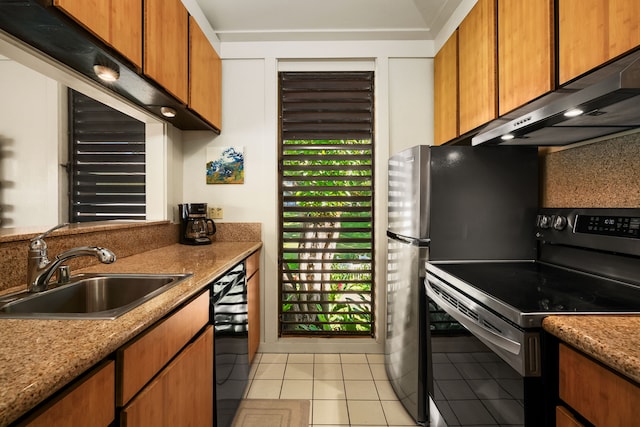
386 230 431 246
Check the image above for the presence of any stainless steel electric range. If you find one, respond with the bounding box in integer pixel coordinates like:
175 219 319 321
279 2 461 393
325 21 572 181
425 208 640 427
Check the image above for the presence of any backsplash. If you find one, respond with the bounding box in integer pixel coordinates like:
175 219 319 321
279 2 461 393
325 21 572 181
0 221 180 292
0 221 262 293
541 133 640 208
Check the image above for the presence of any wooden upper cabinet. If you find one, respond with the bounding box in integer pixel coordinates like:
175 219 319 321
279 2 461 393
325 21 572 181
189 16 222 130
458 0 497 135
144 0 189 104
498 0 554 115
54 0 142 68
434 30 458 146
109 0 143 68
559 0 640 84
608 0 640 59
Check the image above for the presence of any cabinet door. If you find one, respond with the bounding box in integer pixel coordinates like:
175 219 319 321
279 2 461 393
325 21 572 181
458 0 497 135
21 361 114 427
54 0 142 69
248 270 260 363
54 0 110 44
609 0 640 60
558 0 608 84
189 16 222 130
121 326 214 427
434 30 458 146
110 0 143 68
144 0 189 103
498 0 554 115
117 291 209 406
559 343 640 426
555 406 584 427
559 0 640 84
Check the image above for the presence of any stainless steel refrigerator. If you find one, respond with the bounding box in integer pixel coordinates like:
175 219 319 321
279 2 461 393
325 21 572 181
385 145 538 424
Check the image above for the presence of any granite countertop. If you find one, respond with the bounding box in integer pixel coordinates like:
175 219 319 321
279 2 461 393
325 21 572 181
543 315 640 384
0 241 262 426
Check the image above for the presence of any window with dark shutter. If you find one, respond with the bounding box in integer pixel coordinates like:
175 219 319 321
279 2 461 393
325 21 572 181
68 90 146 222
279 71 375 337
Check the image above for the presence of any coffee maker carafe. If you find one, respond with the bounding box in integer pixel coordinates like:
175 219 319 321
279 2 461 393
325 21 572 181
179 203 216 245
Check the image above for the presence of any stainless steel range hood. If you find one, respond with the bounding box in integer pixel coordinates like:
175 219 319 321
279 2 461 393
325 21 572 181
472 51 640 146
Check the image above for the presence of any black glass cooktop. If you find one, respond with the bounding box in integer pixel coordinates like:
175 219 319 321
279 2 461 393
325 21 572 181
430 261 640 316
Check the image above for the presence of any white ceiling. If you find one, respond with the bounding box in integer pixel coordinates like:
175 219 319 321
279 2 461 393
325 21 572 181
194 0 463 42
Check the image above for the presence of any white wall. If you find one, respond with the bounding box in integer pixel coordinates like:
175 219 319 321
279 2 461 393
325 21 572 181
0 33 173 229
0 59 60 228
181 41 434 353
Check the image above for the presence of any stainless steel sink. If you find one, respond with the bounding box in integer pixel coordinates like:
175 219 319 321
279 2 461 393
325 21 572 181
0 273 192 320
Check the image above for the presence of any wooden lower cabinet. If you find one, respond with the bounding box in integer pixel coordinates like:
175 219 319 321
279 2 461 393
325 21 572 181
121 326 214 426
19 361 115 427
246 250 261 364
247 269 260 364
117 291 209 406
556 405 584 427
559 343 640 426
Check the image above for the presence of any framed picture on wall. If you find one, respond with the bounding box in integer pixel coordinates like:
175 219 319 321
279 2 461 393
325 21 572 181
206 146 245 184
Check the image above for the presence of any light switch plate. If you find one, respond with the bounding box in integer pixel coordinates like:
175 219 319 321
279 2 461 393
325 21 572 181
208 207 223 219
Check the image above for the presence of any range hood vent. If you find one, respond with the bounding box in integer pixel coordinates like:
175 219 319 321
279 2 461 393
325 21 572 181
472 51 640 146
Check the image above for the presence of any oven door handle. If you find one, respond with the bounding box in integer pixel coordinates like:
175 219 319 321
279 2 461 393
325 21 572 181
426 279 521 356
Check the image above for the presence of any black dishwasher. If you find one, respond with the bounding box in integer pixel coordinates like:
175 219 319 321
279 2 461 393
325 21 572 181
210 262 249 427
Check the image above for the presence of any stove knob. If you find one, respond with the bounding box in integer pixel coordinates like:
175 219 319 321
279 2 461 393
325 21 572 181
537 215 552 229
552 215 568 230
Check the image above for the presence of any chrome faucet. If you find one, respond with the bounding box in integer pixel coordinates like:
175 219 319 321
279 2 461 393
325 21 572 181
27 223 117 292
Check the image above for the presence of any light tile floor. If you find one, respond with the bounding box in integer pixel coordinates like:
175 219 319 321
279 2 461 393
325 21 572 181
245 353 417 427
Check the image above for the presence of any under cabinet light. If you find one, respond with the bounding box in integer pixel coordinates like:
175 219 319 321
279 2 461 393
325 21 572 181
500 134 515 141
563 108 584 117
160 107 177 118
93 64 119 82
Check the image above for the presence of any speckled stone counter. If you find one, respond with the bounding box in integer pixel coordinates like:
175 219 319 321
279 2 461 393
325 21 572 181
543 315 640 384
0 241 262 426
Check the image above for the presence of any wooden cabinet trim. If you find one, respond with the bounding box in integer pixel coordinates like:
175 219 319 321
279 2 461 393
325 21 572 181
20 360 115 427
555 405 584 427
247 270 260 363
117 290 209 406
246 250 260 280
559 343 640 426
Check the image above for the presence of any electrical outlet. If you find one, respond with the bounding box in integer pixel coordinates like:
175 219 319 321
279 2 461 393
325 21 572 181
208 207 223 219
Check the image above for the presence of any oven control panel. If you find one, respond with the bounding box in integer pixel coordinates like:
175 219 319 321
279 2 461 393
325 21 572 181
536 208 640 257
538 212 640 239
575 214 640 239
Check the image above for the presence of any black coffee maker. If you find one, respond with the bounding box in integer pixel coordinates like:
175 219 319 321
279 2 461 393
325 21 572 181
178 203 216 245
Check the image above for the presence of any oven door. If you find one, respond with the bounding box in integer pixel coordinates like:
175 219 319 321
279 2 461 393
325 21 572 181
425 275 545 427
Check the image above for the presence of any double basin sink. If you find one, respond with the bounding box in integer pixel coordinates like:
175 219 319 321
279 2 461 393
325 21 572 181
0 273 192 320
